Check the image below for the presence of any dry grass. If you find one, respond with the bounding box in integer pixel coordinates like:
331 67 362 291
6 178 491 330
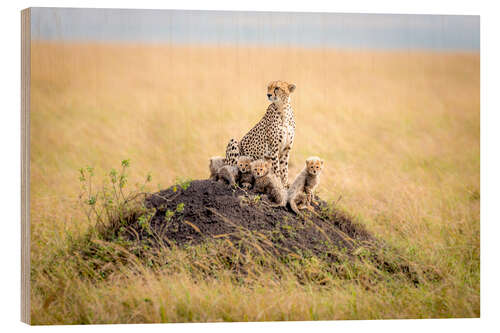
30 42 479 324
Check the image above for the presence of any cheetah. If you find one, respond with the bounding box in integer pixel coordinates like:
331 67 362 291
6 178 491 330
236 156 254 189
216 164 239 186
251 159 287 207
212 155 254 188
209 156 226 181
287 156 324 214
225 81 296 188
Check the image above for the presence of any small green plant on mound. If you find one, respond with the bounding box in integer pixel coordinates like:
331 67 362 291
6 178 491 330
172 177 192 192
78 159 154 239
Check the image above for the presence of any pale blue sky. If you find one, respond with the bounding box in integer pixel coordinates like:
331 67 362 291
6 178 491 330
31 7 479 51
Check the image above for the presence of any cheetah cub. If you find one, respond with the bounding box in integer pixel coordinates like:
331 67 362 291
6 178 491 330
209 156 226 181
236 156 254 189
217 164 239 186
287 156 324 214
214 156 254 188
251 159 287 207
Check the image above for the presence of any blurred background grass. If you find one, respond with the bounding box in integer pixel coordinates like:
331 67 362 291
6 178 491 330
29 41 479 322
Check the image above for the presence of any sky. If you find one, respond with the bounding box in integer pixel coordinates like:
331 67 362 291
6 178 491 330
30 7 480 51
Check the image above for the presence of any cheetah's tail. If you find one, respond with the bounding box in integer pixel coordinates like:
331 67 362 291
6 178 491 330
288 192 300 215
224 138 240 166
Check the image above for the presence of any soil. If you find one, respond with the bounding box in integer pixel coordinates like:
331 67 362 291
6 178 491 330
138 179 377 260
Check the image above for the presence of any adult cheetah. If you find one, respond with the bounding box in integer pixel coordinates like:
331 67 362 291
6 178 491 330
225 81 296 187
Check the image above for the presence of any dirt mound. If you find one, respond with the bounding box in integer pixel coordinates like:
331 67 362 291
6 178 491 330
137 179 375 260
80 178 423 284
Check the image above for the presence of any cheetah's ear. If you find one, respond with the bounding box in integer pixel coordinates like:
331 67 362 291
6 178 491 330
320 160 324 166
288 84 296 93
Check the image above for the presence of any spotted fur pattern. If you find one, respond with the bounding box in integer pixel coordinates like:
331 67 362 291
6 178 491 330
224 138 240 165
225 81 296 187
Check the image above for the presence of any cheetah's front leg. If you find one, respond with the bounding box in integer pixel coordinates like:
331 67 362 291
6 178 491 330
269 152 280 179
279 147 291 188
267 136 281 180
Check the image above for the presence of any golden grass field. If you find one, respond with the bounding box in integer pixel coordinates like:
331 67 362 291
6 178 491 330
30 42 479 323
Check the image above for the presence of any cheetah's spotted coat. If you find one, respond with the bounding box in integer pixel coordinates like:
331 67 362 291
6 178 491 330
225 81 296 187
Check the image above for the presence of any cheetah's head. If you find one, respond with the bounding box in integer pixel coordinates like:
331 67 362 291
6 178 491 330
237 156 252 173
305 156 324 176
267 81 296 104
250 159 272 178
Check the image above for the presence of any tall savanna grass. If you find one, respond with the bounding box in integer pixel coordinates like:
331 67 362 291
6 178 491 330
30 42 479 323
